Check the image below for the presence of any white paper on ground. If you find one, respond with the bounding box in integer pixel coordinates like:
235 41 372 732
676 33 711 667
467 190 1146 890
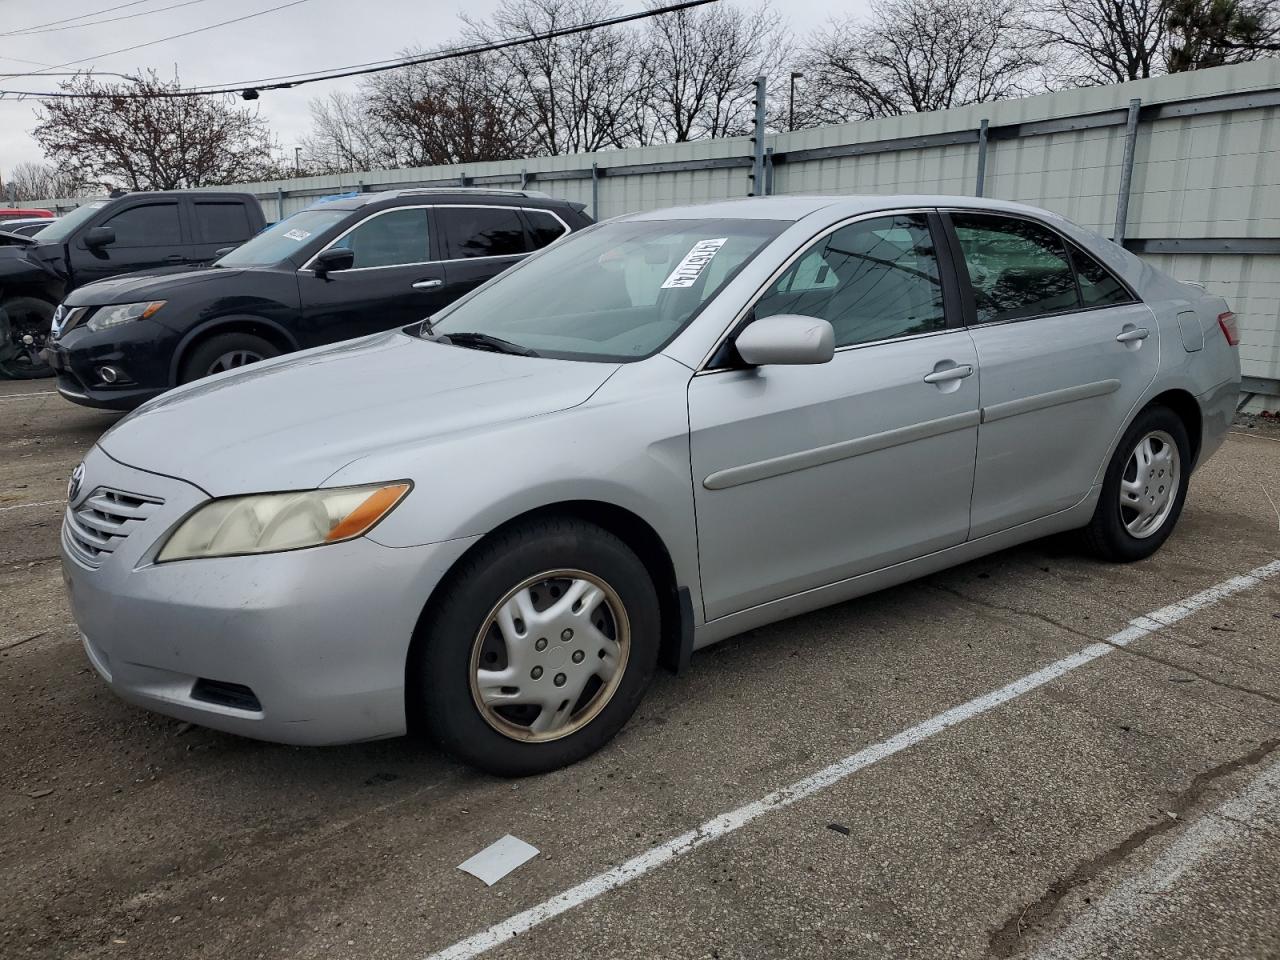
457 835 540 886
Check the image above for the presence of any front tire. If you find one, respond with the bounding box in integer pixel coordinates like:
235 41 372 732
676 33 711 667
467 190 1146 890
178 332 279 384
0 296 55 379
1083 405 1191 562
412 517 660 776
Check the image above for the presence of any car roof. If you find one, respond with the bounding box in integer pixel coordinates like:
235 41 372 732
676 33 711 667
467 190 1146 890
622 194 1069 224
320 188 579 212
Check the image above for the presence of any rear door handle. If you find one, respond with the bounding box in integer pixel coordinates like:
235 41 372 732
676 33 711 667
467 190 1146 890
923 364 974 384
412 279 443 290
1115 327 1150 343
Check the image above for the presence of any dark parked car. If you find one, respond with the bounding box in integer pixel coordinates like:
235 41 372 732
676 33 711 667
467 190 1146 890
46 189 593 409
0 191 265 378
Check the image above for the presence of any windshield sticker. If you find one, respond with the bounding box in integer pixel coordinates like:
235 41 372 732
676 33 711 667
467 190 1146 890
660 238 727 289
283 228 311 242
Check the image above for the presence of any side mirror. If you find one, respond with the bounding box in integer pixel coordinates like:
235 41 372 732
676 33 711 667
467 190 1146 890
735 314 835 366
84 226 115 249
313 247 354 278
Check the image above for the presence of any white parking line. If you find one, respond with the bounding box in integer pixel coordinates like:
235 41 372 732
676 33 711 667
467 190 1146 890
0 499 63 513
0 391 58 402
1026 757 1280 959
424 558 1280 960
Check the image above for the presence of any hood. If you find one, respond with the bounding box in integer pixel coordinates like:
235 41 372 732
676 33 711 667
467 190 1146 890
65 267 241 305
0 230 36 247
99 330 620 496
0 242 61 283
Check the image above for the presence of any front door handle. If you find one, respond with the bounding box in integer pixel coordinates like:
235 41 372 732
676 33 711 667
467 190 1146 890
412 279 443 290
923 363 974 384
1115 327 1150 343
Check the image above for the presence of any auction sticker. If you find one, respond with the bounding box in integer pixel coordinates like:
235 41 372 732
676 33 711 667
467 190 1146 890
283 228 311 242
661 238 727 289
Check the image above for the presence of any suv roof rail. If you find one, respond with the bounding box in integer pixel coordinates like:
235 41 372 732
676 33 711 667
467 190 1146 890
371 187 554 201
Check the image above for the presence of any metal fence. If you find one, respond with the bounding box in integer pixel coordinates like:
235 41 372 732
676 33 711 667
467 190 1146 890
17 59 1280 397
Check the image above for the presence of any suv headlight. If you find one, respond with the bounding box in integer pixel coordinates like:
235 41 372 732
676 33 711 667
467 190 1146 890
86 300 166 332
156 482 411 562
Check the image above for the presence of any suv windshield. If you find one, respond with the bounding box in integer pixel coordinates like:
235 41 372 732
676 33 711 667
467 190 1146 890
29 201 106 243
215 208 348 268
427 218 785 361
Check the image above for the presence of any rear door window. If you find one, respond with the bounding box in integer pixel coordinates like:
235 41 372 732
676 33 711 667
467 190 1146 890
438 206 530 259
102 202 182 248
194 202 253 244
950 213 1080 323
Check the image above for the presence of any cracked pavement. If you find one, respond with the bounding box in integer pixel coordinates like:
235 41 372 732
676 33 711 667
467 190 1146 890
2 377 1279 960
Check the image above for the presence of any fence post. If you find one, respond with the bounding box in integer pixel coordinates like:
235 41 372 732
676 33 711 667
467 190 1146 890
764 147 775 196
750 76 767 196
591 162 599 219
1113 98 1142 244
975 119 989 197
275 187 284 222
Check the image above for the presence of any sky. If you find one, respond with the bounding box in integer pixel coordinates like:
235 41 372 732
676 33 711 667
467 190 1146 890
0 0 864 178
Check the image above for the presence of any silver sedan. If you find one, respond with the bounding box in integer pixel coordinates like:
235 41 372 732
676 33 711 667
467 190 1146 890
61 195 1241 775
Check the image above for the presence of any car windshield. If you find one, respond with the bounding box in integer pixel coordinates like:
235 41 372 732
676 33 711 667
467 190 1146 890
426 218 786 361
29 201 106 242
215 208 349 268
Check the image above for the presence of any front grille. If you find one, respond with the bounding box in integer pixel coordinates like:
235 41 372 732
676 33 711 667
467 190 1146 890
52 305 90 339
64 488 163 567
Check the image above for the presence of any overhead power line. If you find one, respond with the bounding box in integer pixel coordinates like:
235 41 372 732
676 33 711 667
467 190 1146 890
4 0 218 36
0 0 718 100
0 0 317 82
0 0 166 37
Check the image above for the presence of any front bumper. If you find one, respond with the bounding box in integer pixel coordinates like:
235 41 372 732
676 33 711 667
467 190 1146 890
45 317 176 411
62 446 478 745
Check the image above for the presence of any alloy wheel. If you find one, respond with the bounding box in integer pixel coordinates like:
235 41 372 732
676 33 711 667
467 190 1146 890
206 349 264 375
468 569 630 743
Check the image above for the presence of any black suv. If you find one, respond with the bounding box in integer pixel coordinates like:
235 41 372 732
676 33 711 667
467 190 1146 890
0 191 265 378
46 189 593 409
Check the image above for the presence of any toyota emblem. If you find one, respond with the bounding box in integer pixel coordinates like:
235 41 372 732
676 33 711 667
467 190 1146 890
67 462 85 503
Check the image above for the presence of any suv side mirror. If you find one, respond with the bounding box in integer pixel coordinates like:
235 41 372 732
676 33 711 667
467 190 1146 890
313 247 355 278
735 314 835 366
84 226 115 249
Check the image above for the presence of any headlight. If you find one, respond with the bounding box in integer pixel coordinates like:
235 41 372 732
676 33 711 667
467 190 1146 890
86 300 166 332
156 482 411 562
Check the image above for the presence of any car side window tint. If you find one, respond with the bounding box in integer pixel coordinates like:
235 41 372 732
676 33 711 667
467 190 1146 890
1071 244 1133 307
524 210 567 250
754 214 946 348
951 213 1080 323
194 202 252 243
329 208 429 268
103 203 182 248
439 207 529 259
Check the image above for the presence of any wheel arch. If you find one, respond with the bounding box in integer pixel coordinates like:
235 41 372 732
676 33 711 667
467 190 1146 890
1145 388 1203 467
169 315 299 385
406 498 692 715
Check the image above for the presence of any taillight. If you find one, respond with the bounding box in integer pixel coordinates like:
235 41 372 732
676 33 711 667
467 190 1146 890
1218 311 1239 346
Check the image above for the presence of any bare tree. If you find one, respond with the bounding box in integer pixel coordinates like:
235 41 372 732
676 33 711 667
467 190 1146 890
798 0 1047 124
32 72 277 191
1033 0 1170 83
465 0 650 155
644 2 788 141
3 160 89 201
303 90 399 173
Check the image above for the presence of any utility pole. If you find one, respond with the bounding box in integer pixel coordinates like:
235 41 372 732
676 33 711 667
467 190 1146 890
789 72 803 132
749 77 766 197
294 146 302 175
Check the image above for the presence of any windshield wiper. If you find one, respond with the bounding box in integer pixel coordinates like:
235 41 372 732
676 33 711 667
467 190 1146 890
432 331 539 358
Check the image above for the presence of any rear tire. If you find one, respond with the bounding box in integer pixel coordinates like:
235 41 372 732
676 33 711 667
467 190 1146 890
179 332 279 384
411 517 660 776
1083 405 1191 562
0 296 55 379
